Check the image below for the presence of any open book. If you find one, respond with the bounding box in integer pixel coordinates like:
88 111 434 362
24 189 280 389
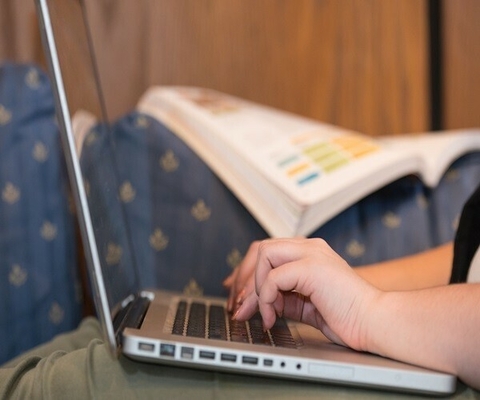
137 86 480 237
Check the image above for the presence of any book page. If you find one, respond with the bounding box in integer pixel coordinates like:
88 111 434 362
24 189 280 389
380 129 480 186
158 87 398 206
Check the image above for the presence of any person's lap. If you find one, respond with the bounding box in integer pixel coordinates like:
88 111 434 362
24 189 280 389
1 317 477 400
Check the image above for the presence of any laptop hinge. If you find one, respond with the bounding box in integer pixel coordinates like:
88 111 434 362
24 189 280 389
113 295 150 344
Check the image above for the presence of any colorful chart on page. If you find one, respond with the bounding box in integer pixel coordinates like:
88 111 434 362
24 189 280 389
274 133 381 186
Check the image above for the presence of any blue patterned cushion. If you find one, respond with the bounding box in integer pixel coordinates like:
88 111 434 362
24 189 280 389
0 63 82 364
314 153 480 266
80 112 480 299
80 113 268 298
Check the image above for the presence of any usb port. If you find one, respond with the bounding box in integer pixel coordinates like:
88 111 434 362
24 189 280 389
220 353 237 362
138 342 155 352
181 346 194 359
199 350 215 360
242 356 258 365
160 343 176 357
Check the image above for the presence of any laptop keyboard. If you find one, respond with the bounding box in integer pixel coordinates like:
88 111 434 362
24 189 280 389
171 301 296 348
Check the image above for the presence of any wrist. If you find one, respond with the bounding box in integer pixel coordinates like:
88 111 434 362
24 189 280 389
357 288 389 355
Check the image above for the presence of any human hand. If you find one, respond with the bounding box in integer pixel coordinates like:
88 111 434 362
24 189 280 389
223 240 260 312
232 238 380 351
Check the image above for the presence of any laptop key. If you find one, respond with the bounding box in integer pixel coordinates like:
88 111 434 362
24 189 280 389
208 305 227 340
229 319 249 343
186 302 206 338
172 301 187 335
270 318 297 348
249 313 273 345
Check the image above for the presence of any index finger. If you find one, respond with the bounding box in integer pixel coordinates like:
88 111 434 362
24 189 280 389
254 238 322 296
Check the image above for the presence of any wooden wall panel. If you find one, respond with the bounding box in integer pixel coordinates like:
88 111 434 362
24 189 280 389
442 0 480 130
0 0 43 64
1 0 431 137
87 0 430 136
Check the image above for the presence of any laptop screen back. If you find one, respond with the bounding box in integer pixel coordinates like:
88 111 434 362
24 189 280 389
36 0 141 345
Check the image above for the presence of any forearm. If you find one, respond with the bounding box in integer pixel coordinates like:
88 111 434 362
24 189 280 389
355 243 453 291
366 283 480 389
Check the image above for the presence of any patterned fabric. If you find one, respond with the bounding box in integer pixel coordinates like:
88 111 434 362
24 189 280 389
316 154 480 266
80 112 480 299
80 114 268 300
2 61 480 365
0 63 82 364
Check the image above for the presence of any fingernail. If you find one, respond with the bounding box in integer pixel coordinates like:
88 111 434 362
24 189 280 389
226 299 232 313
235 289 246 305
232 309 240 321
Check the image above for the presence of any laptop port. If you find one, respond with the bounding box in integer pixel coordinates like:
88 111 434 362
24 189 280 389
138 342 155 352
160 343 176 357
199 350 215 360
181 346 194 359
220 353 237 362
242 356 258 365
263 359 273 367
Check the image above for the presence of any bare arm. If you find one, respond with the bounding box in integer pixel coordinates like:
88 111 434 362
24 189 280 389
355 242 453 291
368 283 480 389
233 238 480 390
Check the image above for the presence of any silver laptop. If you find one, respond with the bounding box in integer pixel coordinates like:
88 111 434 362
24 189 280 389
35 0 457 395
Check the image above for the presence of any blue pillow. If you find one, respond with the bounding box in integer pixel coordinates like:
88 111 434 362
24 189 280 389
0 63 82 364
80 113 268 299
314 153 480 266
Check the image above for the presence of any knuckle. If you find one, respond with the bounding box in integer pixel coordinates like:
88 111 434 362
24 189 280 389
310 237 327 247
